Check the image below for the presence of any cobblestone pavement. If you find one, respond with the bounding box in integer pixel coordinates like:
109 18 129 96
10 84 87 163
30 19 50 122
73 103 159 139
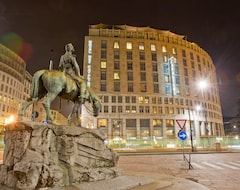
117 152 240 190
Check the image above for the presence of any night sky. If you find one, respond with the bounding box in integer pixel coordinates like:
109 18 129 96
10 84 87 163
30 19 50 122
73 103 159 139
0 0 239 117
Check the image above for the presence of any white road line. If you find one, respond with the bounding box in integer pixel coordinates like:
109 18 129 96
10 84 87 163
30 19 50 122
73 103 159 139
202 162 224 169
215 162 239 169
229 162 240 167
191 162 207 169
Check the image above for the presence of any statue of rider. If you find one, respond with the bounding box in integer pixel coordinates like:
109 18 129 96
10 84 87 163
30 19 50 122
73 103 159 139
58 43 86 103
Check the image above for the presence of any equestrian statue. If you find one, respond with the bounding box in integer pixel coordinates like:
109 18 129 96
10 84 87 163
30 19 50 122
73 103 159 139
18 43 102 125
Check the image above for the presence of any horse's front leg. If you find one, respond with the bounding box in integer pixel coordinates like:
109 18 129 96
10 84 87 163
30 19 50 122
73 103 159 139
68 103 78 126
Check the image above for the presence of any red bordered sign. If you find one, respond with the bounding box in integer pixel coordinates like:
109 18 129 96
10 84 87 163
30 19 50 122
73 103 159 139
176 119 186 130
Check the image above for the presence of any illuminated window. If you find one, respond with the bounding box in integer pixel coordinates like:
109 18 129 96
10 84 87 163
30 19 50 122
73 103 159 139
126 42 132 50
114 51 120 59
139 42 144 50
114 41 120 49
153 106 157 114
114 72 120 80
151 44 156 51
162 46 167 53
88 55 92 64
172 47 177 55
163 55 168 63
98 119 107 128
100 61 107 68
88 40 92 54
144 97 149 103
132 106 136 113
164 75 170 83
125 106 130 113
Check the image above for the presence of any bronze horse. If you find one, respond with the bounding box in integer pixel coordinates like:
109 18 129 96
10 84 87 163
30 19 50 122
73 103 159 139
18 69 102 124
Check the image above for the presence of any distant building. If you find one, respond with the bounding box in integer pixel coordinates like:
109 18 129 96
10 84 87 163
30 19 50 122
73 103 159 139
82 24 224 140
0 44 32 127
223 116 240 136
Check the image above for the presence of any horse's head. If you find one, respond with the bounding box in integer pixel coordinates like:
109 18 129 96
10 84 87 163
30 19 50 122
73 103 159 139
91 95 102 117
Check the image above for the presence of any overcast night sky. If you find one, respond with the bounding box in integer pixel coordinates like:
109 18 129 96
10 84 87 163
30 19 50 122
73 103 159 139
0 0 239 117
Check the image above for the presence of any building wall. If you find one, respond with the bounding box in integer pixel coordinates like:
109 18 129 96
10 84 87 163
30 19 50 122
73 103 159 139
0 44 32 126
82 24 224 140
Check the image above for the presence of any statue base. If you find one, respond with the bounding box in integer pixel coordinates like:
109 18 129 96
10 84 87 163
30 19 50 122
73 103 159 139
0 121 122 190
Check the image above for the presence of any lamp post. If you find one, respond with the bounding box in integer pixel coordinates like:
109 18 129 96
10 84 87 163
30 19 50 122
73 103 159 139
188 105 194 152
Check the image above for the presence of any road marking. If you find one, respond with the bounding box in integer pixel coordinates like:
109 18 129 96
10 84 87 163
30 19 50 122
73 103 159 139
229 162 240 167
215 162 239 169
202 162 224 169
191 162 207 169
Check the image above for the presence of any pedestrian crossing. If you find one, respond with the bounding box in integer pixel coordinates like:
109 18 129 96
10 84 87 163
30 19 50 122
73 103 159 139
191 161 240 170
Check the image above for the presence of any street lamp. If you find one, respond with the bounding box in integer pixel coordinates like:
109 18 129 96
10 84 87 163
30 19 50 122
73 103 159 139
188 105 194 152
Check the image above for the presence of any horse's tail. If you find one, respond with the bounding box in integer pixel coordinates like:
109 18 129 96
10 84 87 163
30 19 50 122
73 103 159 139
30 69 46 98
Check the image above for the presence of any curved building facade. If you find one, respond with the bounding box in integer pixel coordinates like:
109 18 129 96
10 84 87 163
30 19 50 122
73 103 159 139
82 24 224 141
0 44 32 127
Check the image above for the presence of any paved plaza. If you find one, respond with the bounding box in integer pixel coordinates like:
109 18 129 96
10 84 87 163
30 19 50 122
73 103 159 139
118 152 240 190
1 151 240 189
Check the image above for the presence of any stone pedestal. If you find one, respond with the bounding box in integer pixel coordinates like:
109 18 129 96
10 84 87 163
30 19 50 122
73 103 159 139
0 121 122 190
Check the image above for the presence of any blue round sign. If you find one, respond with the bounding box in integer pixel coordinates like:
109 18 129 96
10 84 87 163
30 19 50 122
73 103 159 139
178 130 187 140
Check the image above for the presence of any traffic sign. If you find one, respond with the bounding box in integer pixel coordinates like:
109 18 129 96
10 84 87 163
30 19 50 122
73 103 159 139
176 119 186 130
178 130 187 140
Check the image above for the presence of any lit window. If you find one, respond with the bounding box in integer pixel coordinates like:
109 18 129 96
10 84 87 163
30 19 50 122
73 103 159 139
139 42 144 50
88 40 92 54
151 44 156 51
126 42 132 50
162 46 167 53
101 61 107 68
114 72 120 79
139 96 144 103
172 47 177 55
114 41 120 49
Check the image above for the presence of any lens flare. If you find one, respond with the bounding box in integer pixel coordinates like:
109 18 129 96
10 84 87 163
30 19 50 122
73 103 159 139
0 32 33 61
